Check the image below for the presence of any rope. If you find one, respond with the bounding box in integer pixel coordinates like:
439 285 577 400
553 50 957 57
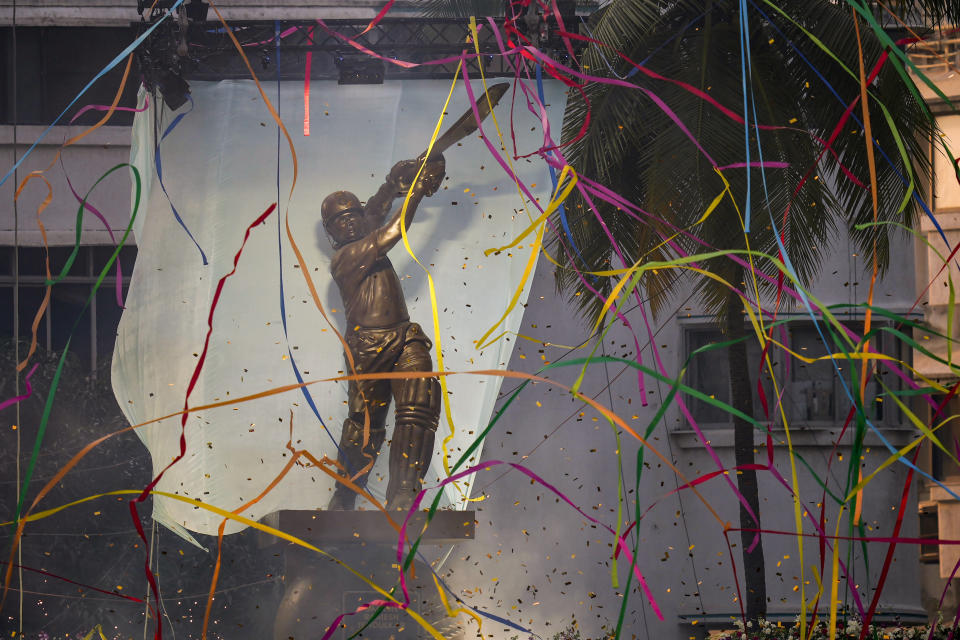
12 0 25 632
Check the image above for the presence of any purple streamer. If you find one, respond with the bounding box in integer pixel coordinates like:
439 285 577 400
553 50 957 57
0 364 39 413
395 460 664 621
61 157 126 308
69 95 150 124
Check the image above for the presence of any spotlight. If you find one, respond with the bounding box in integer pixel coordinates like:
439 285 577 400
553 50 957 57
335 54 385 85
184 0 208 22
138 0 176 13
137 0 206 21
157 69 191 110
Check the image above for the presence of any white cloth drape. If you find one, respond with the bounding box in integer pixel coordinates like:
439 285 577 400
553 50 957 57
113 79 566 539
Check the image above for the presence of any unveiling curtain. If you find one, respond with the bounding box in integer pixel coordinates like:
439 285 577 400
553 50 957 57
113 78 566 539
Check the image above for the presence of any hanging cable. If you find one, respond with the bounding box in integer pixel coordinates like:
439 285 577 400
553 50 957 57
601 337 652 639
656 336 706 617
11 0 25 633
143 519 157 640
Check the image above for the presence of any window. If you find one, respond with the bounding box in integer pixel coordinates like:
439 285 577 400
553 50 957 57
0 27 140 126
0 245 138 372
684 320 906 428
686 326 777 425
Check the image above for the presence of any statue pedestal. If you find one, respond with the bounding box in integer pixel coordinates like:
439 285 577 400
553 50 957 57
271 510 475 640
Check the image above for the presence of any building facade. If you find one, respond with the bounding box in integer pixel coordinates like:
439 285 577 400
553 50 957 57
0 2 946 639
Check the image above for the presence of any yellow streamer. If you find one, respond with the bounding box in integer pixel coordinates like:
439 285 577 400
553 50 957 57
719 169 808 638
828 505 845 640
576 170 734 360
474 169 579 350
431 573 486 640
483 165 578 257
2 488 446 640
394 61 464 485
468 16 538 227
82 626 109 640
844 427 926 501
476 328 586 351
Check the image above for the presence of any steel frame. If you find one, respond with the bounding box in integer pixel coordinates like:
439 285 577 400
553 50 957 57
160 18 579 80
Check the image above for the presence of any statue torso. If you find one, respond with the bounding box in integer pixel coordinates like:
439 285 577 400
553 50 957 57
330 234 410 330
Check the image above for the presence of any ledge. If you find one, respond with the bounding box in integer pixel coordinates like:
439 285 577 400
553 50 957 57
678 610 928 640
0 229 136 247
677 611 928 624
270 509 476 546
929 481 960 502
670 426 918 449
0 124 132 147
0 2 442 26
920 210 960 232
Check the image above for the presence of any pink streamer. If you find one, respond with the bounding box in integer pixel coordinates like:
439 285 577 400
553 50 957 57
68 95 149 124
397 460 663 622
60 158 126 308
483 25 764 533
240 25 299 48
304 27 314 137
718 161 790 170
0 364 38 413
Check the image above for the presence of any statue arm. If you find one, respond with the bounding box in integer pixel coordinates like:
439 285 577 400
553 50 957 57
375 155 445 254
363 175 402 227
364 159 422 226
375 190 427 254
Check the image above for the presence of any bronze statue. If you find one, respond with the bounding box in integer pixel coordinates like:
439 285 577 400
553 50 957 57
322 156 445 513
321 82 509 513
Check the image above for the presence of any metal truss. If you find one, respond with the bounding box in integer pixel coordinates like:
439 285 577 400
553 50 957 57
172 18 579 81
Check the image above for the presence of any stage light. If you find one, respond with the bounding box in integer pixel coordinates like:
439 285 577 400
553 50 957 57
136 0 204 111
157 69 191 110
138 0 176 12
335 54 385 85
137 0 206 20
184 0 208 22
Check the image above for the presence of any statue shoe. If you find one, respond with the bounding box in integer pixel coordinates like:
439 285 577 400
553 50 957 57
327 487 358 511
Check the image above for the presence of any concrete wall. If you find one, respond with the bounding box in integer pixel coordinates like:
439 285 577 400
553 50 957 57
1 124 134 246
0 14 935 638
0 1 429 26
1 116 927 640
438 227 924 640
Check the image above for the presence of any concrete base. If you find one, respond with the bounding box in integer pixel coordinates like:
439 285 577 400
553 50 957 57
271 510 475 640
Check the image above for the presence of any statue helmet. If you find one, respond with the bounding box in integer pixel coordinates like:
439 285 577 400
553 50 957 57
321 191 363 226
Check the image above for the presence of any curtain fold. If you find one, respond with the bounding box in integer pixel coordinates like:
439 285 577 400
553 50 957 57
112 78 566 538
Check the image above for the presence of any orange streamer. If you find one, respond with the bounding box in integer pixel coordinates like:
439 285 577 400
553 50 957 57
852 8 879 526
206 0 385 483
14 54 135 373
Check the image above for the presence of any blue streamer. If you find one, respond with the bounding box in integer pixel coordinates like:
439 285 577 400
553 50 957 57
738 0 753 232
154 95 208 265
0 0 186 189
418 551 540 638
270 21 345 470
632 9 713 76
536 63 582 267
744 0 960 503
747 0 949 252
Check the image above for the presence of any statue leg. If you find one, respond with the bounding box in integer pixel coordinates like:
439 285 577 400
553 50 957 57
385 334 440 512
327 376 390 511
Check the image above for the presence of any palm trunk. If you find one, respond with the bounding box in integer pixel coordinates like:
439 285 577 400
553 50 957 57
725 287 767 624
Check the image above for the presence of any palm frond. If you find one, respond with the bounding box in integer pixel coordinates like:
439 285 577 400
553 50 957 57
415 0 505 18
552 0 935 325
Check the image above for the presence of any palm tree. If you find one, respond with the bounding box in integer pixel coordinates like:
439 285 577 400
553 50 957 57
417 0 506 15
554 0 955 624
420 0 955 624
